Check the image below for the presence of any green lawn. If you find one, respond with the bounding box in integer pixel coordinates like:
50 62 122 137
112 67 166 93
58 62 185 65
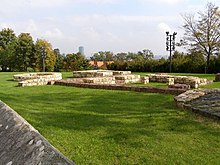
0 72 220 164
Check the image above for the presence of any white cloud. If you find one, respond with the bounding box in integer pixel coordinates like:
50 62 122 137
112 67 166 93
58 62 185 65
26 0 69 8
158 23 172 33
86 0 120 4
70 14 179 25
44 28 64 39
25 20 38 34
0 23 9 30
159 0 184 5
139 0 186 5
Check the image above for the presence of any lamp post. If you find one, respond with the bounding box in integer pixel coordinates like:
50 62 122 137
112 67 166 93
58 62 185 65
166 31 177 73
41 46 46 72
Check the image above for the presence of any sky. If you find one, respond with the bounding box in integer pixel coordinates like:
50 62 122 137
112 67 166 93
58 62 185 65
0 0 219 58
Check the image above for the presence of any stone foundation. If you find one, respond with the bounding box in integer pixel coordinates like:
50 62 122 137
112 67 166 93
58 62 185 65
55 79 186 95
148 73 210 88
169 84 190 90
72 70 141 85
14 73 62 87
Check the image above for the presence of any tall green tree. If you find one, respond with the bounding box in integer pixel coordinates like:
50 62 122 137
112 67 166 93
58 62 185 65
35 39 56 72
15 33 35 71
182 2 220 72
90 51 114 61
0 28 17 71
63 52 90 71
54 48 64 72
138 49 154 59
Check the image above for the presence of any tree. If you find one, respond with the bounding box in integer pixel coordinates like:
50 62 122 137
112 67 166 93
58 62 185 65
114 52 127 61
15 33 35 71
35 39 56 72
0 28 17 71
90 51 113 61
186 50 206 73
182 2 220 72
138 49 154 59
54 48 64 72
63 52 91 71
90 52 105 61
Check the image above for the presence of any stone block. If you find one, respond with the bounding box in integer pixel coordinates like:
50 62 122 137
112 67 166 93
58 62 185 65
141 76 149 84
215 73 220 82
167 78 174 85
169 84 190 90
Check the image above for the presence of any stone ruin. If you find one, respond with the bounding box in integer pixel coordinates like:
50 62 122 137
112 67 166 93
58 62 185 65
13 71 212 89
71 70 211 89
14 72 62 87
72 70 143 84
0 100 74 165
148 73 210 88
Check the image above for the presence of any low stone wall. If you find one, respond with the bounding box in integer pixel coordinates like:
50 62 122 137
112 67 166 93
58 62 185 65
82 77 116 84
148 74 210 88
55 79 187 95
73 70 132 78
72 70 140 85
73 70 113 78
174 89 220 120
14 73 62 87
0 100 74 165
115 74 140 84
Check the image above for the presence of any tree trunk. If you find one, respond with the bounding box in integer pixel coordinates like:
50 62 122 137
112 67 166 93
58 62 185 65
206 54 211 73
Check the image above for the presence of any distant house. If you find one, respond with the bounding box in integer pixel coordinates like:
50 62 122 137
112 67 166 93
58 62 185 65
89 61 114 69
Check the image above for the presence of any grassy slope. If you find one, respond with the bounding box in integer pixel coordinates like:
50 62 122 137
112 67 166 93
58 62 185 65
0 72 220 164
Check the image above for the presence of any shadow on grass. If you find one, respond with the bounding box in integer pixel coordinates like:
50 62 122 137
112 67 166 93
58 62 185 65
1 86 220 164
5 88 219 143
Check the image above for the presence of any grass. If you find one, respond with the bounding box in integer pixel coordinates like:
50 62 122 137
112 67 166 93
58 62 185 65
0 72 220 164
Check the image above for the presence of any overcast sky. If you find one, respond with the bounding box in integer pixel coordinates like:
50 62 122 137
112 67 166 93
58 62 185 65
0 0 219 57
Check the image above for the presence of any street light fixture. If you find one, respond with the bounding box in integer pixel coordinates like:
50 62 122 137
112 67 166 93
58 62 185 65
41 46 47 72
166 31 177 73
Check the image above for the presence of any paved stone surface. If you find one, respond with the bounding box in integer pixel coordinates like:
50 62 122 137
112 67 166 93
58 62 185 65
175 89 220 120
0 101 74 165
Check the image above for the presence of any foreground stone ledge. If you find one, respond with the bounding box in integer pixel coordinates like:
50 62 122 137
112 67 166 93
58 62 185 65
0 101 74 165
174 89 220 120
55 79 187 95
